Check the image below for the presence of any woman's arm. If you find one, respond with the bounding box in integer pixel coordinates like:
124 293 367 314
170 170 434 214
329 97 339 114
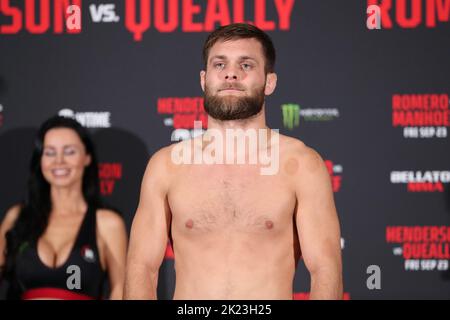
97 209 128 300
0 205 22 269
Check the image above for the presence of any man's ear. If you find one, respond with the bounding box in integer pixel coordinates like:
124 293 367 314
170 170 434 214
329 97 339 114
200 70 206 92
264 73 277 96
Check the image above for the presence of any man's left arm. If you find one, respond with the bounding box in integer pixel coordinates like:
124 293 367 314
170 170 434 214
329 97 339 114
293 146 343 299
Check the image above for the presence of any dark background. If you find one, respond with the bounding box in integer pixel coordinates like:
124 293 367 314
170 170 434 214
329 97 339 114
1 0 449 299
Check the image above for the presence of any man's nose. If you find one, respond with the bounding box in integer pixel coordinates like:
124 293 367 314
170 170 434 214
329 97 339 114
225 73 238 81
224 65 240 81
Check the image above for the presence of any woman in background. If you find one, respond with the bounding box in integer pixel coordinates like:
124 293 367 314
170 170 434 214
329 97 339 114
0 116 127 299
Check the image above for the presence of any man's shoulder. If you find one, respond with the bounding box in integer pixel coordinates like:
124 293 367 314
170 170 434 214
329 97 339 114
279 134 321 160
147 142 178 167
278 134 327 176
144 139 194 183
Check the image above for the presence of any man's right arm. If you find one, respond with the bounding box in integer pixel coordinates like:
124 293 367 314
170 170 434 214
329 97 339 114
123 147 173 299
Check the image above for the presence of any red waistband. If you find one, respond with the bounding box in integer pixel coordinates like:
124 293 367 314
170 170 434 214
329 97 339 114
22 287 95 300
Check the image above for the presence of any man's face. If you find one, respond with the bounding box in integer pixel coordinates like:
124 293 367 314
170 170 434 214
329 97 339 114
201 38 276 121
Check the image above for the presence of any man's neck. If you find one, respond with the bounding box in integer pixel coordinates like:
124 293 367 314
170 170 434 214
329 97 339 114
199 106 275 162
206 106 268 134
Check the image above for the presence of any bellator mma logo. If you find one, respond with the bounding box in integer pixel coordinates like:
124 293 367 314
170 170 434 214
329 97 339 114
0 0 296 41
392 93 449 139
367 0 450 29
386 226 450 271
390 170 450 192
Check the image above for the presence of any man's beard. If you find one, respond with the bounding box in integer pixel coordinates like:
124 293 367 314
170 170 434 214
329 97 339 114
204 84 265 121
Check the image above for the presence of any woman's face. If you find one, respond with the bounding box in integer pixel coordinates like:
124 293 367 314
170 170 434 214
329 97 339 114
40 128 91 189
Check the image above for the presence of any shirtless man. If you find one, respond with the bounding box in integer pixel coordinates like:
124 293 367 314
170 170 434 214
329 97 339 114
124 23 343 300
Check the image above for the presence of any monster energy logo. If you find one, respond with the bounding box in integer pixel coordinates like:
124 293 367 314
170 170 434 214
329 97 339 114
281 104 300 130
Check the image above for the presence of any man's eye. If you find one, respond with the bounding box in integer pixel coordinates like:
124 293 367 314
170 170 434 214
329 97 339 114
214 63 225 69
242 63 253 70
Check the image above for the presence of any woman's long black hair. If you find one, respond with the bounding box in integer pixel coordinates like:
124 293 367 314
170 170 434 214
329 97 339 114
1 115 101 282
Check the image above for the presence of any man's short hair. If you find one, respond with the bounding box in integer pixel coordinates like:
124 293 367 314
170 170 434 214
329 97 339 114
202 23 276 74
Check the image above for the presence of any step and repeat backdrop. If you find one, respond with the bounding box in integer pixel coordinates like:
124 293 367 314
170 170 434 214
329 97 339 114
0 0 449 299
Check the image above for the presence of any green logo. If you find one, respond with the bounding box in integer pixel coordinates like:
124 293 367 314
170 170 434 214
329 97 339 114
281 104 300 130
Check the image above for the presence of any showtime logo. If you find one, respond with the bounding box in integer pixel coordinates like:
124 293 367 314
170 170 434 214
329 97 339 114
157 97 207 142
325 160 343 193
367 0 450 28
387 225 450 271
392 93 449 138
390 170 450 192
99 162 122 196
58 108 111 128
0 0 295 41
